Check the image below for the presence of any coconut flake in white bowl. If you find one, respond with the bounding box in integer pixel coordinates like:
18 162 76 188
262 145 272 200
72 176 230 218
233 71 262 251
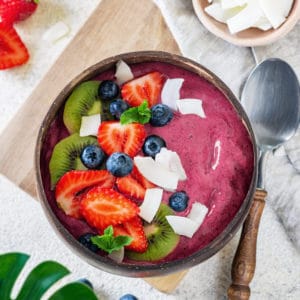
204 0 294 34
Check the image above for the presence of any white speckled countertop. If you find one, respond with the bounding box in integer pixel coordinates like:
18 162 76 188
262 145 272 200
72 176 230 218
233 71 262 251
0 1 300 299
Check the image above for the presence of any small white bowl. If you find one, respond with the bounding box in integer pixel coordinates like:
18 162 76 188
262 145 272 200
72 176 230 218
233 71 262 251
192 0 300 47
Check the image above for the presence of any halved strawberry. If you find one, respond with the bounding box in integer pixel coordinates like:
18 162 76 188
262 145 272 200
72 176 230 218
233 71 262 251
55 170 115 219
97 121 146 157
0 25 29 70
116 166 155 200
114 216 148 252
121 72 164 107
80 187 140 230
0 0 38 25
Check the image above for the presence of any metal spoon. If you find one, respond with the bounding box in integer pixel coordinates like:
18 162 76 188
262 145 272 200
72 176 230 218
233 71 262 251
228 58 300 300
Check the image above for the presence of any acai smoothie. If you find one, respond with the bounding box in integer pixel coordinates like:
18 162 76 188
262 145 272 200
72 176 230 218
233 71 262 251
40 60 254 265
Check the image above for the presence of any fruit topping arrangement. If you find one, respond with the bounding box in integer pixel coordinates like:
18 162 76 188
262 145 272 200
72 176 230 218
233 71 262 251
0 0 39 69
48 60 210 263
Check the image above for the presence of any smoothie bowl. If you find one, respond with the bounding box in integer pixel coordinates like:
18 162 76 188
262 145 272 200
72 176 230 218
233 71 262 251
35 51 257 277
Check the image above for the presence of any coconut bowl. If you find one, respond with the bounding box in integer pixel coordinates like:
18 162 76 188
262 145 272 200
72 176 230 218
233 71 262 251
35 51 257 277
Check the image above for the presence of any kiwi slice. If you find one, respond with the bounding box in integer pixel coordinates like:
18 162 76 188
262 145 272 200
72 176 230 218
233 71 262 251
49 133 98 189
127 204 180 261
63 81 112 134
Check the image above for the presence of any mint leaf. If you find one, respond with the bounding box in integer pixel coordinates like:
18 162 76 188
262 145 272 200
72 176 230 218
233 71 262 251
120 100 151 125
91 226 132 254
104 226 113 236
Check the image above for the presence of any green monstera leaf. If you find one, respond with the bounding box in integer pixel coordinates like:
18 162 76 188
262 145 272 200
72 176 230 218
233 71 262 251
0 253 98 300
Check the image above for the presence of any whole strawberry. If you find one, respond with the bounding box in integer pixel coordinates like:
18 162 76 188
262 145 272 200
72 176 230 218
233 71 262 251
0 0 39 25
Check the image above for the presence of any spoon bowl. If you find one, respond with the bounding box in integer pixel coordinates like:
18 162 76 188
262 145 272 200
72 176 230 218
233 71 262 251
241 58 300 151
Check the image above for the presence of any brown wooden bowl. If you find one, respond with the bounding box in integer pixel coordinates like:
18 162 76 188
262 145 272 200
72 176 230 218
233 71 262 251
192 0 300 47
35 51 258 277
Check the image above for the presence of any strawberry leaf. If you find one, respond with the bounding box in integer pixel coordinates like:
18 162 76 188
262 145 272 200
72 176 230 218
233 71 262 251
120 100 151 125
91 225 132 254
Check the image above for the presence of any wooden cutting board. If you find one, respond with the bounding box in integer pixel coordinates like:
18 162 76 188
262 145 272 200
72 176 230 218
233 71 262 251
0 0 179 196
0 0 185 293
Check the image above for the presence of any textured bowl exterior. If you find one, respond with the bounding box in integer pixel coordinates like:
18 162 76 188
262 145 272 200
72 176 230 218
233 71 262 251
35 51 258 277
193 0 300 47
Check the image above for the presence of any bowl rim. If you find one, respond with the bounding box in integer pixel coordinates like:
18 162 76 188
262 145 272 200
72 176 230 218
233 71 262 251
192 0 300 47
35 50 258 277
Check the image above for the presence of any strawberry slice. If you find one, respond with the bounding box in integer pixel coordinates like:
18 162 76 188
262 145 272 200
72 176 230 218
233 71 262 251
114 216 148 252
55 170 114 219
116 176 145 200
116 166 156 200
0 25 29 70
97 121 146 157
121 72 164 107
80 187 140 230
0 0 38 25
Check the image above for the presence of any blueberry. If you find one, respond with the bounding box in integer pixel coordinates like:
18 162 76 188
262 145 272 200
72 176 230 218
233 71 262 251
106 152 133 177
119 294 138 300
142 135 166 158
98 80 119 101
78 233 98 252
169 191 189 212
150 104 173 127
77 278 93 290
80 145 106 169
109 99 130 119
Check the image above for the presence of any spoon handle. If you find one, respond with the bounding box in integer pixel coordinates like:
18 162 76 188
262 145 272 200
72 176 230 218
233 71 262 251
227 189 267 300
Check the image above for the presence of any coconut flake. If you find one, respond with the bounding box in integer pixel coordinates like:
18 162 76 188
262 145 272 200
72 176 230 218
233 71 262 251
205 3 228 23
134 156 179 191
253 15 273 30
155 148 187 180
139 188 163 223
258 0 293 29
187 202 208 226
79 114 101 137
221 0 247 9
176 99 206 118
166 216 199 238
115 60 134 85
227 1 265 34
108 247 124 263
42 21 70 44
205 3 244 23
161 78 184 111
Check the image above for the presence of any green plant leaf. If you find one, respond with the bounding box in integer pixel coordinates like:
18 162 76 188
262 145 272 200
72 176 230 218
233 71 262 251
120 100 151 124
0 253 29 300
91 225 132 254
15 261 70 300
49 282 98 300
0 252 99 300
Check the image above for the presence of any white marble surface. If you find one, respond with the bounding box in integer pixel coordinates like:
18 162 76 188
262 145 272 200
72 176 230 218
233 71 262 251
0 0 300 299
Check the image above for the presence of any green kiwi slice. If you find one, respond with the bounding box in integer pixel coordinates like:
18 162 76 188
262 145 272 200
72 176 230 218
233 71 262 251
127 204 180 261
49 133 98 189
63 81 112 134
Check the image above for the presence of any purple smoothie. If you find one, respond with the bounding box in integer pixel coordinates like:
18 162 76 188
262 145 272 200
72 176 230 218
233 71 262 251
40 61 254 264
